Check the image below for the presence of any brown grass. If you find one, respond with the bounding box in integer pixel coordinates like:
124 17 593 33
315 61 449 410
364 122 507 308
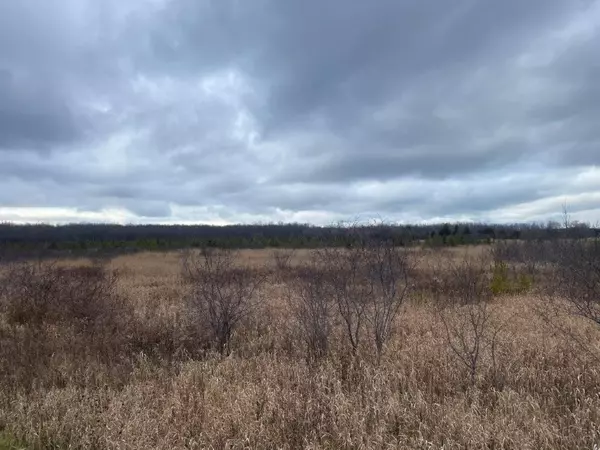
1 247 599 449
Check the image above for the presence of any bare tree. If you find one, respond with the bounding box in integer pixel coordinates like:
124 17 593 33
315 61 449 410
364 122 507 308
181 248 265 354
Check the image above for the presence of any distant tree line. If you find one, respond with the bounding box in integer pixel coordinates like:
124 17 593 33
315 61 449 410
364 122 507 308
0 220 598 258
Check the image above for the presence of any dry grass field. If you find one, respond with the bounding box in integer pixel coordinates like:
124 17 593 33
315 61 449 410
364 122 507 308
1 245 600 449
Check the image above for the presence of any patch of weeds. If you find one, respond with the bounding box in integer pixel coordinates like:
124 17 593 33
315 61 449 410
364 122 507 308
490 261 534 295
0 432 27 450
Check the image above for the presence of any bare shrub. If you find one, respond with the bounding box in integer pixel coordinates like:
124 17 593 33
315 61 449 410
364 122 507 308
57 265 123 329
0 260 124 330
490 240 538 266
491 239 568 294
429 252 492 306
364 239 414 358
181 248 266 354
439 302 499 388
272 249 296 274
0 260 137 392
316 246 371 355
552 238 600 325
535 237 600 363
0 260 55 326
314 230 414 358
286 257 333 361
433 254 505 387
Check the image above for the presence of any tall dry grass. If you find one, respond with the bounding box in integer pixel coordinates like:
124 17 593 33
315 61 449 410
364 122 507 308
0 246 599 449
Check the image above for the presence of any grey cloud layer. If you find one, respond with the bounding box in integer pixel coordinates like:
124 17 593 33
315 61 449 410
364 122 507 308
1 0 599 223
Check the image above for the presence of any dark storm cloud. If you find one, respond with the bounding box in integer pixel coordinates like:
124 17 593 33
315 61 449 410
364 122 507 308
1 0 600 223
0 70 83 150
151 0 582 129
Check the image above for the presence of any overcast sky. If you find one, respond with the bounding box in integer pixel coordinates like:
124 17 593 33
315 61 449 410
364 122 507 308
1 0 599 225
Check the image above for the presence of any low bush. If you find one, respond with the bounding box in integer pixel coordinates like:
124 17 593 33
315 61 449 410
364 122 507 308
0 261 128 330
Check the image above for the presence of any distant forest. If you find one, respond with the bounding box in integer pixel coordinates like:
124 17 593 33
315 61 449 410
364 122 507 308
1 220 598 259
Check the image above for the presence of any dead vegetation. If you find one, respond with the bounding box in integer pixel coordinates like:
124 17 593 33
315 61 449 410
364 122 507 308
0 237 600 449
181 248 267 355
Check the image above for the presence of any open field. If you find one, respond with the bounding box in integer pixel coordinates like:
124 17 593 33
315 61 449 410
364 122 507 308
1 245 600 449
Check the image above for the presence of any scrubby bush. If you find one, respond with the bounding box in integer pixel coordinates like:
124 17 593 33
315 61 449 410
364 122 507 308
308 228 414 359
181 248 267 354
552 238 600 325
0 260 126 330
433 254 507 388
286 262 334 361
